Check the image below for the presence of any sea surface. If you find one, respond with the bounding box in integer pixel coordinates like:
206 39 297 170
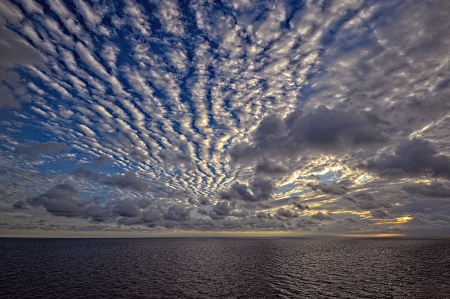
1 238 449 298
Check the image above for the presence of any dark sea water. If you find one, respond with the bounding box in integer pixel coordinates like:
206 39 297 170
1 238 449 299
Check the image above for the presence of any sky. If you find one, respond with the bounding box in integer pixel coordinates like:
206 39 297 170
0 0 450 237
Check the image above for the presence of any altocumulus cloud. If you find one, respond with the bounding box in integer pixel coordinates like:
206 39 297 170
1 0 450 236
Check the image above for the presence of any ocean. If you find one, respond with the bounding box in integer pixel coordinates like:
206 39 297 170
1 238 449 298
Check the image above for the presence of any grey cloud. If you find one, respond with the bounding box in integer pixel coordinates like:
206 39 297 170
305 0 450 135
370 210 389 219
197 208 208 215
311 212 334 221
365 139 450 179
83 204 113 222
402 182 450 198
73 166 101 180
345 192 393 210
289 198 309 210
27 184 89 217
113 199 142 217
309 175 321 181
13 200 27 209
255 159 289 177
93 156 110 168
220 178 276 202
74 167 149 192
158 151 193 166
256 212 273 219
230 106 389 163
13 141 70 160
26 183 157 222
276 208 299 219
188 196 211 206
197 196 211 206
209 201 236 220
0 15 45 109
307 182 349 195
229 209 249 218
141 206 164 223
163 205 192 221
105 172 149 192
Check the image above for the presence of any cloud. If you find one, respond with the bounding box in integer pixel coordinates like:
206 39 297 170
0 1 45 109
307 182 349 195
289 198 310 211
83 204 113 222
27 184 89 217
365 138 450 179
113 199 142 217
158 151 193 166
370 210 389 219
254 158 289 177
13 141 70 160
163 204 192 221
104 172 149 192
207 201 254 220
311 212 334 221
2 0 450 236
13 200 27 209
74 167 149 192
344 192 393 210
230 106 389 163
197 208 208 215
220 178 276 202
92 156 110 168
402 182 450 198
276 208 298 219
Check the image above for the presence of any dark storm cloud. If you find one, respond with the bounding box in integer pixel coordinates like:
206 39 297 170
230 106 389 163
27 184 89 217
13 141 70 160
220 178 276 202
365 138 450 179
307 182 349 195
370 210 389 219
402 182 450 198
74 167 149 192
311 212 334 221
